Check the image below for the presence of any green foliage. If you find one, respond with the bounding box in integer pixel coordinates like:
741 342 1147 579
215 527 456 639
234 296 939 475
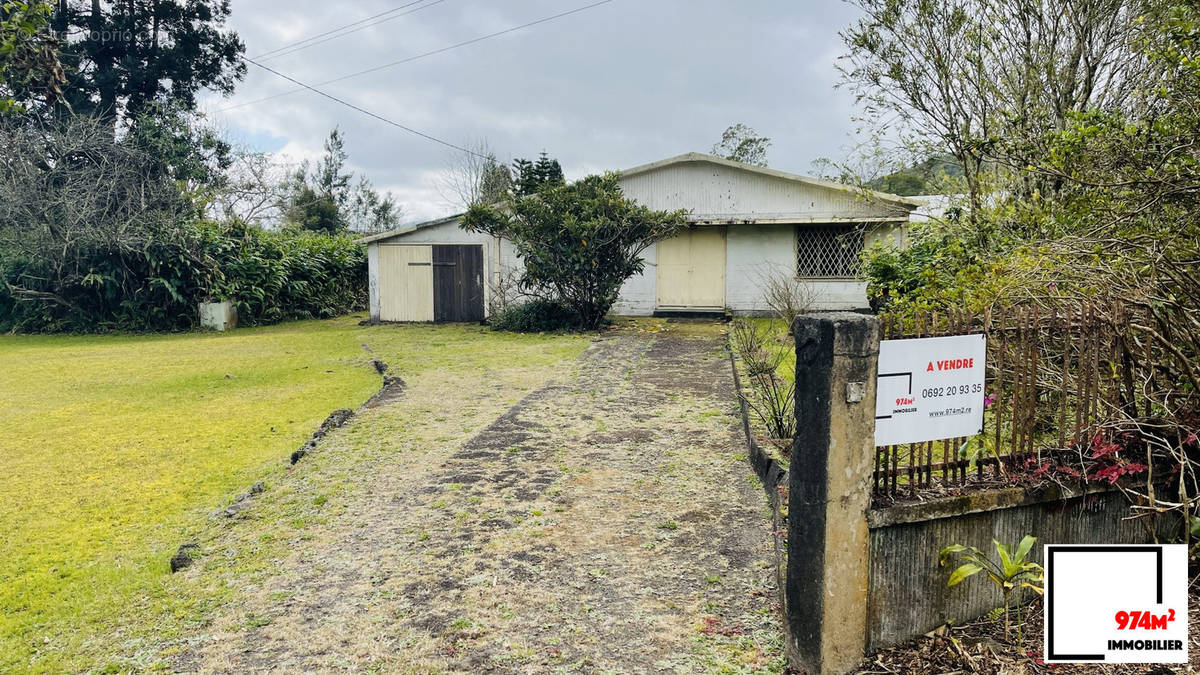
0 222 366 333
940 536 1044 640
487 299 582 333
286 185 344 234
461 173 688 330
0 1 63 113
730 319 795 440
127 102 233 187
712 123 770 167
511 151 565 196
861 223 976 312
285 128 401 233
867 154 962 196
45 0 245 122
200 222 367 327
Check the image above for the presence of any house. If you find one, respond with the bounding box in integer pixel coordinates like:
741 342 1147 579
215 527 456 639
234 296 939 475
358 153 918 322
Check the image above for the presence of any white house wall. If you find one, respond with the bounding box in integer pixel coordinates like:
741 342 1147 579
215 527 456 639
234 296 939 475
617 160 907 222
723 224 876 314
610 243 657 316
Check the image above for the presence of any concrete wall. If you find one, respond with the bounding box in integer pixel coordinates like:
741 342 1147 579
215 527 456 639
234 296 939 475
611 243 657 316
723 223 906 314
866 486 1173 651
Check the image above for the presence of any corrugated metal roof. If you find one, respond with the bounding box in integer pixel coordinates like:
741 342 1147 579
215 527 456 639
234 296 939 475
618 152 921 211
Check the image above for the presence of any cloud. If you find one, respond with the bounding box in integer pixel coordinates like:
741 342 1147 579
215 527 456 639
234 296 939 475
200 0 865 223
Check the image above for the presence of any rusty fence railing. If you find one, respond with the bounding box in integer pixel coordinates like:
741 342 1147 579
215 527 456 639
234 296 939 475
872 304 1151 500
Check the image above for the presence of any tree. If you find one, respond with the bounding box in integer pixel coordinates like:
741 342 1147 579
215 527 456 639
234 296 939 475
313 127 351 208
867 154 963 196
285 128 402 234
438 139 512 209
840 0 1151 229
0 114 195 324
209 147 294 227
0 1 65 113
345 175 402 233
461 173 687 329
42 0 245 123
512 151 564 196
712 123 770 166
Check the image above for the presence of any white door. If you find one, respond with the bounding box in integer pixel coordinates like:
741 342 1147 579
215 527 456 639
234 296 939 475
378 245 434 321
656 227 726 309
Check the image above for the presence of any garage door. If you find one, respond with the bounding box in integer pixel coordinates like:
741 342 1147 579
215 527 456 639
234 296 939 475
378 244 485 322
656 227 726 310
379 245 434 322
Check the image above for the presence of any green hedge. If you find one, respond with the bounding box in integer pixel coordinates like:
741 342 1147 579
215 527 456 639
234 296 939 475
203 223 366 327
0 222 366 333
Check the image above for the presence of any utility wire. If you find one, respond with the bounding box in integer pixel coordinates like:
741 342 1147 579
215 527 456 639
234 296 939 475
218 0 614 114
253 0 448 62
242 57 492 160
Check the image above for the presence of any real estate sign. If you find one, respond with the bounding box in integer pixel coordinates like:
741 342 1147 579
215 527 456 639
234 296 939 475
874 333 987 446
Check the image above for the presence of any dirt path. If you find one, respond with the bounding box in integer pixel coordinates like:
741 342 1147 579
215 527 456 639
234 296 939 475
173 325 784 673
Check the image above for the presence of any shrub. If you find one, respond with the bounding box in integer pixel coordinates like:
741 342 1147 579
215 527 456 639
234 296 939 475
203 222 366 326
488 299 581 333
461 172 687 330
0 221 366 333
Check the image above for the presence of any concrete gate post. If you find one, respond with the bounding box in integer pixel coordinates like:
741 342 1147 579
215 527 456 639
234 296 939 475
786 312 879 674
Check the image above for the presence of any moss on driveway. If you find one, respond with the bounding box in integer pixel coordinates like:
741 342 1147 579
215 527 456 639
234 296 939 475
0 316 586 673
164 321 784 673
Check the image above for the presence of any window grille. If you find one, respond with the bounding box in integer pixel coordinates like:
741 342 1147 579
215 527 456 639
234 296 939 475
795 225 865 278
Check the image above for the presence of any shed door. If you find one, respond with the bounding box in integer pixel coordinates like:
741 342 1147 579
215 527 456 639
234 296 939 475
379 245 434 322
433 245 484 322
656 227 726 309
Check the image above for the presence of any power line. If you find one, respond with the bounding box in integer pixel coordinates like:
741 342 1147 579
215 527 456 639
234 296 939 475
253 0 449 62
242 57 491 160
218 0 614 114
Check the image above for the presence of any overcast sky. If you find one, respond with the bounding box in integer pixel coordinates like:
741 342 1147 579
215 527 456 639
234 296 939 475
200 0 867 224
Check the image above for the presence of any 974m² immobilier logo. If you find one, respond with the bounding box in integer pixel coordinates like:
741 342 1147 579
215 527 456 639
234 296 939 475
1045 544 1188 664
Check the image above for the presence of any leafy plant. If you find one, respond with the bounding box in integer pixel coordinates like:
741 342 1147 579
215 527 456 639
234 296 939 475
731 319 796 440
939 535 1044 641
461 173 687 330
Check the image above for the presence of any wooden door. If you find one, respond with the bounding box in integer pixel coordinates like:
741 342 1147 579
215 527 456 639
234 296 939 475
656 227 726 309
433 245 484 322
379 245 433 322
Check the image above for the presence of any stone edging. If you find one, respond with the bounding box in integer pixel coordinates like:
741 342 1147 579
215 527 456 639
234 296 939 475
725 341 788 503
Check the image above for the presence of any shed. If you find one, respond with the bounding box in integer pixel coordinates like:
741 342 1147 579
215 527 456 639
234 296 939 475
359 153 917 322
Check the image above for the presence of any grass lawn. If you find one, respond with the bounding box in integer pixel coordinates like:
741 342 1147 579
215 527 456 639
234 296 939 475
0 315 587 673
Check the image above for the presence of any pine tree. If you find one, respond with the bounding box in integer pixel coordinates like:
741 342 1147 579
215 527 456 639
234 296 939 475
512 151 565 196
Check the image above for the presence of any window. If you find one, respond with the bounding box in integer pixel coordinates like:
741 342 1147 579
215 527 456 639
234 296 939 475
795 225 865 278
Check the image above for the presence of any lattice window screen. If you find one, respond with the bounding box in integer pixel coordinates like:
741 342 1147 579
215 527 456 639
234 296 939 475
796 225 865 278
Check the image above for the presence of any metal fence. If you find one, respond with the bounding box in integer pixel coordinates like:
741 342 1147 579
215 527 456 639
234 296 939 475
872 304 1147 500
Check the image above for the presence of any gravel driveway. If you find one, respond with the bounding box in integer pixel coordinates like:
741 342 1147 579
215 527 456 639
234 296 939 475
173 323 784 673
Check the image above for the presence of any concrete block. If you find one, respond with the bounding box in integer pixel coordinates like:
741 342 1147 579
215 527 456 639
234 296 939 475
199 301 237 331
